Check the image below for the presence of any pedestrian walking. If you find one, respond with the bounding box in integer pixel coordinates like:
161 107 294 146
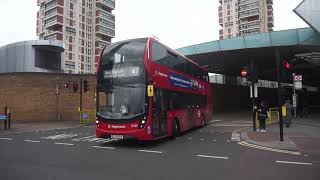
284 100 293 127
257 100 269 132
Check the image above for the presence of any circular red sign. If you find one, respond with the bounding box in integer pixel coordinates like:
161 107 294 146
241 69 247 77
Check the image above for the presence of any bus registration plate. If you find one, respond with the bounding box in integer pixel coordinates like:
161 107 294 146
111 135 123 139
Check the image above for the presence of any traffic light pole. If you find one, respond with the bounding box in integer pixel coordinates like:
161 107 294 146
80 78 83 113
250 60 256 132
275 48 284 141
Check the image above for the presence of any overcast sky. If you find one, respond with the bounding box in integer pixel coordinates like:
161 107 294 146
0 0 307 49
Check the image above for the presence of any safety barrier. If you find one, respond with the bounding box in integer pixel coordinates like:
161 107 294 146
79 110 96 125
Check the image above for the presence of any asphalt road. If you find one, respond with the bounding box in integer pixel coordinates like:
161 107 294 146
0 120 319 180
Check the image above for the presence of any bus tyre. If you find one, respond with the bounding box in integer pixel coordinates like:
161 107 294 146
201 114 205 128
172 119 180 139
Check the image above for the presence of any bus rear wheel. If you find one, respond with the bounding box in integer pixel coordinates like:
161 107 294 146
172 119 180 138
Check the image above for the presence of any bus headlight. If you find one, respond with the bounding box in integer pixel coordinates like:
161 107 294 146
138 116 148 129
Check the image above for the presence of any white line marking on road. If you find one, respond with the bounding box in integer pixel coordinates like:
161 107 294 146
238 141 301 155
72 136 117 143
72 135 95 141
276 161 312 166
138 150 163 154
197 155 229 159
231 132 241 142
187 137 192 140
0 138 13 140
200 139 205 141
42 133 78 140
213 139 217 142
92 146 116 150
24 140 40 143
54 142 74 146
208 120 222 124
210 124 252 127
226 140 231 143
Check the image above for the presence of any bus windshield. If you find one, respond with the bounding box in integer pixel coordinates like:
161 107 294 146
97 84 146 120
97 39 147 120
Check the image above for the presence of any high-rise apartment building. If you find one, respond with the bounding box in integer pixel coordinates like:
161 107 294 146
36 0 115 74
218 0 273 39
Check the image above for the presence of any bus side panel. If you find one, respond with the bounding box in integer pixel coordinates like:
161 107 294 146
167 109 189 133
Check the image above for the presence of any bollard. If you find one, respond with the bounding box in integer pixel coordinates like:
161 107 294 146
8 113 11 129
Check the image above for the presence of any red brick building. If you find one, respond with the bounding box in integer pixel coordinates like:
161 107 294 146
0 73 96 122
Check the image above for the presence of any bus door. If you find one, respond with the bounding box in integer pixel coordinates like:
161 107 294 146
187 105 195 129
152 89 168 138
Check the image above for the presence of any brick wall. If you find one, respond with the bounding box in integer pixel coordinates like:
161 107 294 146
0 73 96 122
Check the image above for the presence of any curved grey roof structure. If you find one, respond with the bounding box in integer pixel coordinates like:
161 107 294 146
0 40 64 73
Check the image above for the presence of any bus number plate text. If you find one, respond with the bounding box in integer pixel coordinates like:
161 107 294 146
111 135 124 139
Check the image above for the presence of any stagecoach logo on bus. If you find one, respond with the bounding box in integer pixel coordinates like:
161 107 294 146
155 70 168 78
169 73 202 90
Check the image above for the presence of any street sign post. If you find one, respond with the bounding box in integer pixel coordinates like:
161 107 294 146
294 75 302 90
250 84 258 98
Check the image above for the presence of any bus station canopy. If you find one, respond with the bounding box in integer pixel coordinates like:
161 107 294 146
177 28 320 86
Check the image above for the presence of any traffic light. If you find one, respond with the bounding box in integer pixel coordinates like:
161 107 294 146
83 80 89 92
64 83 69 88
73 82 79 92
282 60 292 81
284 60 291 70
241 67 248 77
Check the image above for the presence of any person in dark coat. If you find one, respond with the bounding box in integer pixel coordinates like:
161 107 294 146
284 100 293 127
257 100 269 132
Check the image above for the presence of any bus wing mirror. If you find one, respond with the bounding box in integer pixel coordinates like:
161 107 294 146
147 85 154 97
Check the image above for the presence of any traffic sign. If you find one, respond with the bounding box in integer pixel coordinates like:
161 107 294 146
294 75 303 90
241 69 247 77
294 75 302 81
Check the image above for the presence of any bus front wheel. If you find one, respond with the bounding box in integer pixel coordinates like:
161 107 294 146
172 119 180 138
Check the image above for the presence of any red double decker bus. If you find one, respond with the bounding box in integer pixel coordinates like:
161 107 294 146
96 37 212 141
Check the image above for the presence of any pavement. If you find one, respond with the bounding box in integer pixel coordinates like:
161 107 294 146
240 114 320 155
0 120 81 134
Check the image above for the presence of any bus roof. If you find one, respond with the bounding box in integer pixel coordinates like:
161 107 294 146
148 37 208 73
108 37 208 73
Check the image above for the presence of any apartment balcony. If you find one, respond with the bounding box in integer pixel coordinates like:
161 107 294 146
239 9 259 19
239 4 259 13
45 0 58 12
44 15 63 30
96 0 115 10
267 0 273 5
239 24 260 31
96 10 115 23
239 27 260 36
96 25 115 38
219 18 223 26
268 17 274 28
239 0 258 6
44 31 63 41
96 18 115 30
